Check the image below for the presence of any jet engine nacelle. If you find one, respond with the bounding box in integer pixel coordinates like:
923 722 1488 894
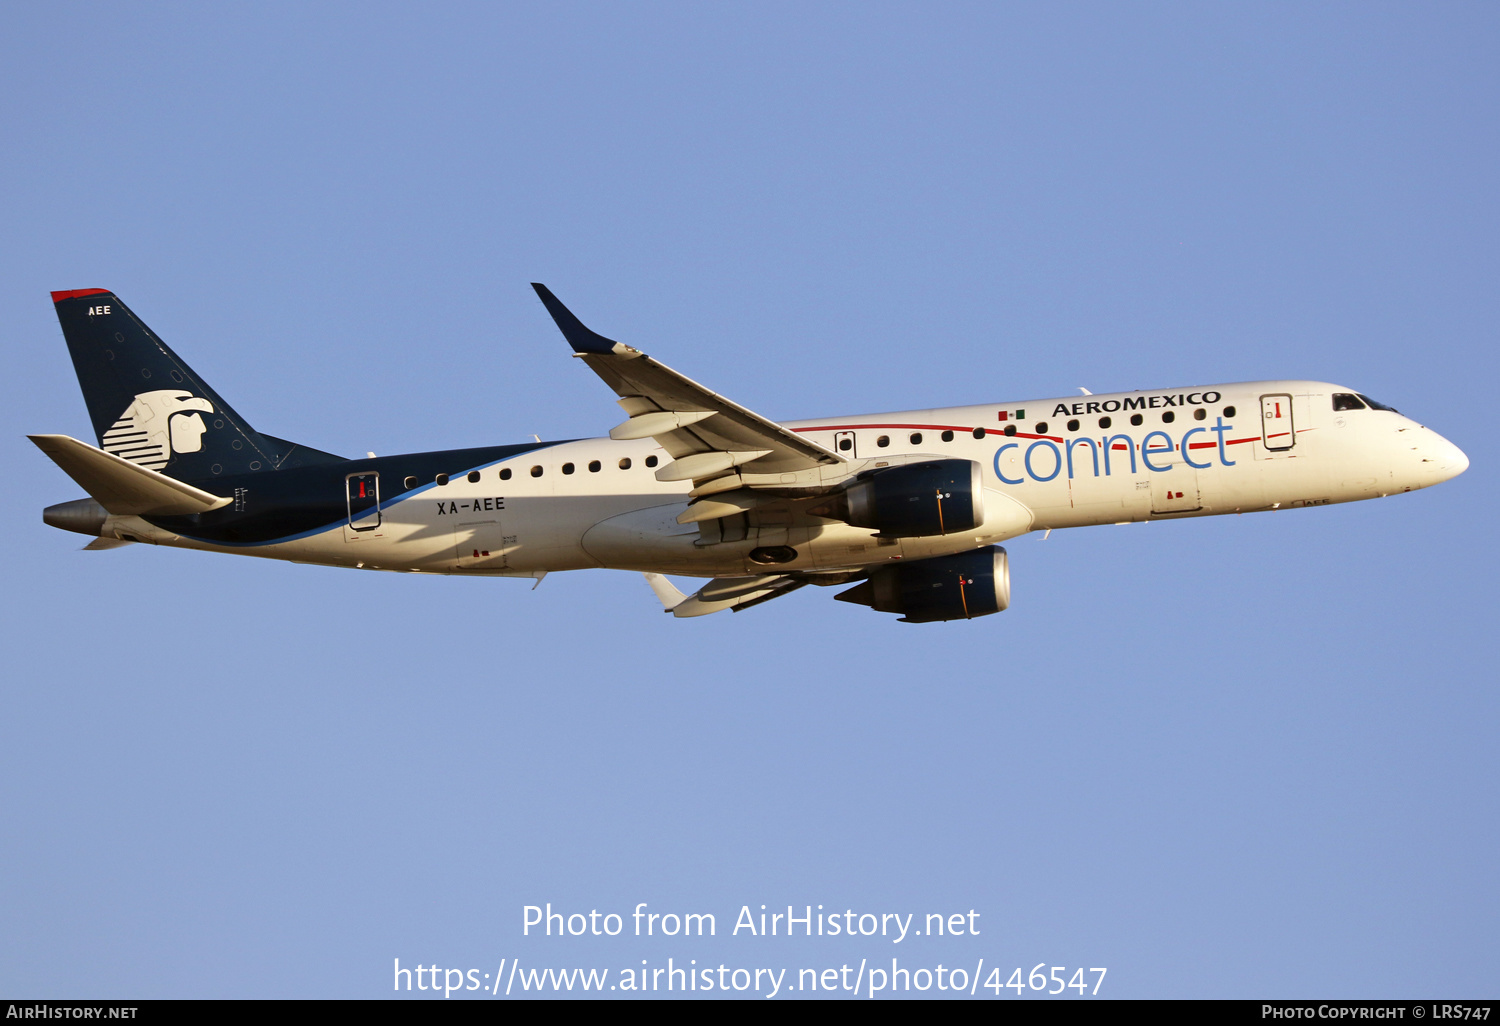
841 458 984 537
835 546 1010 623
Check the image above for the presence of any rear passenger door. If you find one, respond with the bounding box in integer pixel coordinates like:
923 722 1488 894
346 472 381 531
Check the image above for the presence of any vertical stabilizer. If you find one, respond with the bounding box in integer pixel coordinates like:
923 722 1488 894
49 290 342 481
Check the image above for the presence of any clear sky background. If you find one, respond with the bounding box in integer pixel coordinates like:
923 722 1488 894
2 2 1495 999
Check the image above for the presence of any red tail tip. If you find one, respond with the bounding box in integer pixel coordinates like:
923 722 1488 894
51 289 111 303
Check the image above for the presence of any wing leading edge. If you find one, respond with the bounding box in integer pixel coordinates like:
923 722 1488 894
531 284 844 498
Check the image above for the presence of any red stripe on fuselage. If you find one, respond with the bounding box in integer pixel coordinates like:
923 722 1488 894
792 423 985 434
794 422 1308 453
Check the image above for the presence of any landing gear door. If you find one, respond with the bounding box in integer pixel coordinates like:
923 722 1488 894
346 473 381 531
1146 443 1201 514
1260 394 1295 452
1150 470 1200 514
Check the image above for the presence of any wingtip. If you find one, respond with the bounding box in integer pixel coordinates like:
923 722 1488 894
530 283 620 354
643 572 687 611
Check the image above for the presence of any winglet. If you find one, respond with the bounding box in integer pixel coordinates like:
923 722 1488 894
642 572 686 612
531 284 624 354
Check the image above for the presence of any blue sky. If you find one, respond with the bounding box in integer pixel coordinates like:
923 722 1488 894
2 2 1495 998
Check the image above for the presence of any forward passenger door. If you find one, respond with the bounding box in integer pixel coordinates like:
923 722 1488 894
1260 393 1296 453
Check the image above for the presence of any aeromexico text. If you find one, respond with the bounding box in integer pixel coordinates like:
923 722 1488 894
1048 390 1222 417
523 904 979 943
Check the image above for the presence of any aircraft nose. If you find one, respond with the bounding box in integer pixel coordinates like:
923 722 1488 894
1428 432 1469 482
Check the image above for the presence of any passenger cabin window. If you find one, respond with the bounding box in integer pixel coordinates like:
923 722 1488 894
403 476 418 489
1358 394 1399 413
838 437 853 451
645 455 658 467
1192 408 1205 421
1161 412 1175 424
1099 416 1112 428
588 460 601 472
499 468 512 480
435 473 449 486
972 427 985 439
877 435 890 447
1034 422 1049 434
619 457 632 470
1067 419 1079 432
1223 406 1236 417
467 471 481 483
1332 393 1367 411
909 432 923 445
562 463 575 475
1130 413 1143 426
941 430 954 442
1004 425 1017 436
530 465 543 477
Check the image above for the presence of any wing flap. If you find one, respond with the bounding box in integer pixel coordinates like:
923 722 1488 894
29 434 233 515
674 489 774 524
608 409 716 440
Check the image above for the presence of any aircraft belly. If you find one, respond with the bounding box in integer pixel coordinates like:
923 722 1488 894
320 517 441 569
582 502 752 574
496 495 644 572
806 522 897 568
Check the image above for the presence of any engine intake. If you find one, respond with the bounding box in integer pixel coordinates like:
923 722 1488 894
835 546 1010 623
839 458 984 537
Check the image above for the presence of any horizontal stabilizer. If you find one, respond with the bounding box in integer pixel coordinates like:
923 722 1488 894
29 434 232 516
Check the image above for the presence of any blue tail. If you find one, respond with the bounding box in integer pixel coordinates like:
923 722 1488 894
50 289 343 481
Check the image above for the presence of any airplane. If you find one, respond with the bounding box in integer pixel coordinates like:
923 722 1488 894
31 285 1469 622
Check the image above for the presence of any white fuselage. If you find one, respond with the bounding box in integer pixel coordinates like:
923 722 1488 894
98 381 1469 580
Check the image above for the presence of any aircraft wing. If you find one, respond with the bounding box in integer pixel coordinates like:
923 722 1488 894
532 284 844 491
642 572 808 618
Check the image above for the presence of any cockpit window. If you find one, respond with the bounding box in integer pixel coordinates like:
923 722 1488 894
1332 393 1367 411
1357 394 1399 413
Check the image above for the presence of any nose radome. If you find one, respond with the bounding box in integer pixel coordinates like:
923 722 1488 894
1443 439 1469 478
1430 432 1469 482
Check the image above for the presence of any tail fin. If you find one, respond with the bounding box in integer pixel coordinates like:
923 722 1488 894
50 290 343 481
